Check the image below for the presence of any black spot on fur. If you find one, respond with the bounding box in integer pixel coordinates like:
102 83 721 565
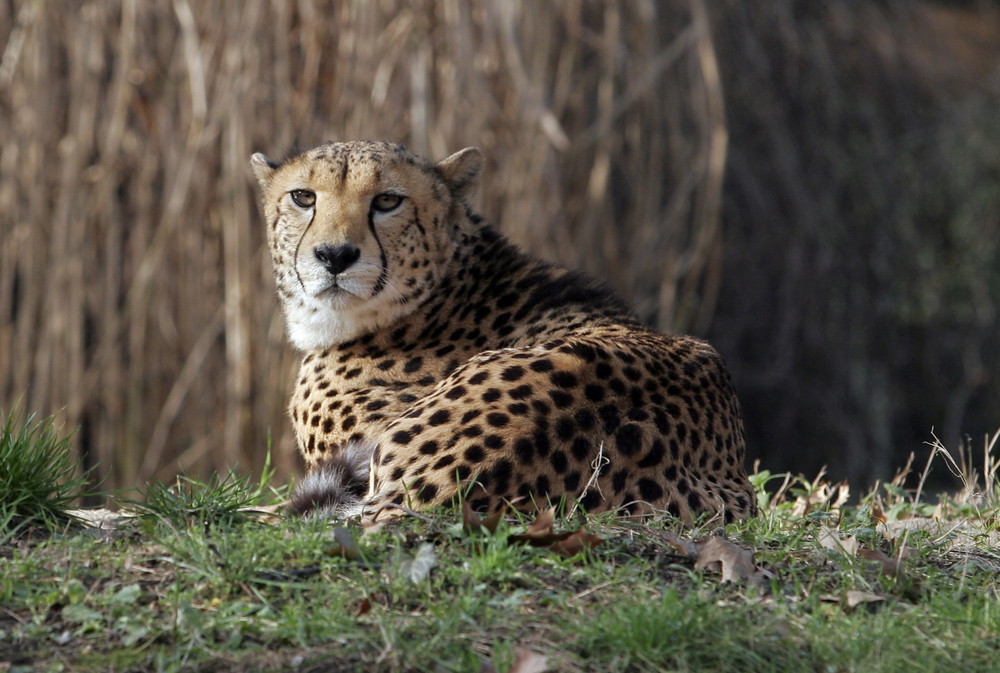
508 385 533 400
514 437 534 462
445 385 467 400
638 439 666 468
550 371 578 388
428 409 451 426
500 366 525 381
464 445 486 463
638 478 664 502
615 423 643 456
486 412 510 427
529 359 554 373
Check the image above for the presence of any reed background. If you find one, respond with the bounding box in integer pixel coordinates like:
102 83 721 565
1 0 998 494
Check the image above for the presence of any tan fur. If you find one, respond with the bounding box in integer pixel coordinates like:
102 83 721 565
252 141 756 523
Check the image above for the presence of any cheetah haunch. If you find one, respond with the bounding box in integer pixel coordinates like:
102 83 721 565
251 141 756 523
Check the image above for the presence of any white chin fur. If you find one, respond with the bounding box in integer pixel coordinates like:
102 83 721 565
283 291 417 351
285 298 367 350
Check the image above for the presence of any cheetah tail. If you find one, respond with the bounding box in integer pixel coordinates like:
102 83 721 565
287 440 375 519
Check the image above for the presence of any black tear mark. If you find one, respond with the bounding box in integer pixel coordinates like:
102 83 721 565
412 204 425 236
368 209 389 296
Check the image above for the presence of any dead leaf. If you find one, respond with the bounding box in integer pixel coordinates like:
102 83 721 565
858 549 903 578
482 503 509 533
465 500 510 534
401 543 438 583
463 499 483 531
845 590 887 608
355 597 372 616
791 478 850 517
525 507 556 536
694 537 758 584
550 528 602 557
818 525 859 556
870 502 887 525
504 507 602 557
508 507 560 546
509 647 548 673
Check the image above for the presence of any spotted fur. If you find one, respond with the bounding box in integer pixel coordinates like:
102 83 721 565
251 141 756 523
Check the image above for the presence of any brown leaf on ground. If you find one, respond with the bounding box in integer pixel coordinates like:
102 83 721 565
464 500 510 534
355 597 372 616
870 502 887 525
550 528 602 557
482 503 509 533
791 477 850 517
525 507 556 536
694 537 759 584
859 548 904 578
463 499 483 531
508 507 558 546
505 507 601 557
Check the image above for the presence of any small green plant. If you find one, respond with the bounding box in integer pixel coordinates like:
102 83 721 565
0 405 92 536
128 451 282 528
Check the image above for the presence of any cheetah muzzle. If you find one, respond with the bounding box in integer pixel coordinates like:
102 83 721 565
251 141 757 524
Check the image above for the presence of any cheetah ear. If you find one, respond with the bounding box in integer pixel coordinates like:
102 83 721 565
435 147 484 200
250 153 279 189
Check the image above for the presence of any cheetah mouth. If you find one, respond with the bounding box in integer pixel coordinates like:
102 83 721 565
301 259 383 305
317 281 354 298
314 278 368 305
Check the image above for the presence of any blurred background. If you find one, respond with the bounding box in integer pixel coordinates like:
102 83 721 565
1 0 998 496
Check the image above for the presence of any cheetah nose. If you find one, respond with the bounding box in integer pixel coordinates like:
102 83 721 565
314 243 361 275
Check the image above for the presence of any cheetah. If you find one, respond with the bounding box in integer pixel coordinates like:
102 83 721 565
251 141 756 523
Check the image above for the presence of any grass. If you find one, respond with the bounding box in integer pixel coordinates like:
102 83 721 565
126 450 280 530
1 419 999 672
0 406 95 540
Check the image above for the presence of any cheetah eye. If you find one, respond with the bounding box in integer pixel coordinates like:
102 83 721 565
290 189 316 208
372 193 404 213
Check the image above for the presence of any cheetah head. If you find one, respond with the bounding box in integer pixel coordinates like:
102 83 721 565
251 141 483 350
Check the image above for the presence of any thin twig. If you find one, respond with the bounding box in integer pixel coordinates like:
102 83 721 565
568 442 608 518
